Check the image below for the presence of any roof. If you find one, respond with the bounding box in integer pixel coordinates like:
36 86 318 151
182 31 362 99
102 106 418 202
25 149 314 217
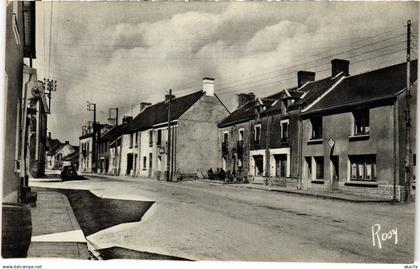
287 74 344 110
79 123 111 140
98 123 129 143
218 98 276 127
47 143 64 156
62 151 79 161
46 138 61 151
302 60 418 115
124 90 204 133
79 132 94 140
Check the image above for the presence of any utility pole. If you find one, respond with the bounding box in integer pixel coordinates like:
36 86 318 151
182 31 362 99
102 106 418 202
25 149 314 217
87 101 97 172
404 20 413 202
167 89 172 182
109 107 119 126
43 78 57 114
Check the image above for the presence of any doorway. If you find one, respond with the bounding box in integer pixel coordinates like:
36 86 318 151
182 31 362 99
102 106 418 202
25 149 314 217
330 156 339 191
148 153 153 177
126 153 133 175
274 154 287 177
253 155 264 176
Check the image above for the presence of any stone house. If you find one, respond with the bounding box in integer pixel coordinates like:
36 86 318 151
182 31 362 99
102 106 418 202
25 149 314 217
47 141 78 170
120 78 230 180
217 60 348 186
300 60 417 201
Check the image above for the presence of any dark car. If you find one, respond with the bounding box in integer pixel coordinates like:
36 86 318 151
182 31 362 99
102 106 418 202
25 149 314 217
61 165 79 181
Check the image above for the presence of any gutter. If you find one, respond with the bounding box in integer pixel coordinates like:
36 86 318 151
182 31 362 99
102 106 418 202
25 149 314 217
299 94 397 117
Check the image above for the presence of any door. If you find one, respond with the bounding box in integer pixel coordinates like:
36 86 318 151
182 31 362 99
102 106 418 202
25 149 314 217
331 156 339 191
148 153 153 177
274 154 287 177
126 154 133 175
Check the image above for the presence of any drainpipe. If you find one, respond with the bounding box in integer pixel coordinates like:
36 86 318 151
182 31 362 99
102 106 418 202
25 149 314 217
393 99 398 202
298 108 303 189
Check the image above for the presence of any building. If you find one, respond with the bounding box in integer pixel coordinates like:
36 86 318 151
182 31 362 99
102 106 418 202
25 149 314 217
120 78 230 180
218 94 276 182
79 122 112 173
300 60 417 201
97 118 130 175
27 77 49 178
3 1 36 204
62 150 80 170
47 141 78 170
218 60 347 185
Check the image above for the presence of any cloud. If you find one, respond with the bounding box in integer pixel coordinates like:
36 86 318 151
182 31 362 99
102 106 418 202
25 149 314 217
33 1 418 144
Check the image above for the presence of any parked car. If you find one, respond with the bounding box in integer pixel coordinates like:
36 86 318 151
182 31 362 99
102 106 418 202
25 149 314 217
60 165 79 181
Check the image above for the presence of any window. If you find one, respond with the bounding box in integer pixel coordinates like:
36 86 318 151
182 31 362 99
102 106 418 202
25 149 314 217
157 130 162 146
134 132 138 147
315 156 324 179
349 155 376 181
223 132 229 143
353 110 370 135
129 134 133 148
254 125 261 144
149 130 153 147
280 119 289 141
143 156 147 170
414 154 416 166
310 117 322 140
238 129 244 141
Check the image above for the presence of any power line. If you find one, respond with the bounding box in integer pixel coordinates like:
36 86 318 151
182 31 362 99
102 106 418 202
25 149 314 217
216 33 406 88
216 40 406 92
48 1 53 77
217 48 407 96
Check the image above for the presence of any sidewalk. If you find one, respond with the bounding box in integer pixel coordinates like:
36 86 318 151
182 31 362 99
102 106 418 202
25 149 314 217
27 190 90 259
229 183 394 203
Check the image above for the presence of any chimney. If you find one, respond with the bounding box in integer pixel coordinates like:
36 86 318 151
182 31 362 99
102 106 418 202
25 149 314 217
331 59 350 77
122 116 133 124
297 71 315 87
107 117 116 126
203 77 215 96
140 102 151 112
237 93 256 108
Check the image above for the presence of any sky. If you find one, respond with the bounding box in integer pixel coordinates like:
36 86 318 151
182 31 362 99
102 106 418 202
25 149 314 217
32 1 419 145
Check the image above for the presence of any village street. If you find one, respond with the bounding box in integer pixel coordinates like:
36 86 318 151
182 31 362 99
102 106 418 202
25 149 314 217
30 174 415 263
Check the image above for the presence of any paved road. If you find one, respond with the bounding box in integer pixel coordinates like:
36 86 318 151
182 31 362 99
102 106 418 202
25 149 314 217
30 174 415 263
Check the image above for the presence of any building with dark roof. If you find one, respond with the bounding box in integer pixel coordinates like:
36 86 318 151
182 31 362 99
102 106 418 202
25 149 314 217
217 59 348 185
97 119 130 175
78 122 112 173
300 60 417 200
117 78 229 180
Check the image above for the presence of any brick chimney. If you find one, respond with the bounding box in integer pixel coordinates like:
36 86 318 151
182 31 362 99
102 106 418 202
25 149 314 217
140 102 151 112
237 93 256 108
297 71 315 87
203 77 215 96
331 59 350 77
107 117 116 126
